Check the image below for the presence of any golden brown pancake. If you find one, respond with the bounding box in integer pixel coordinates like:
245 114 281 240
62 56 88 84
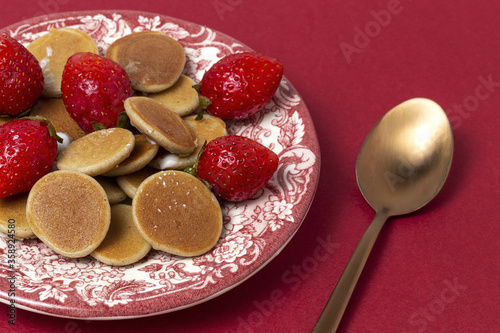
27 28 99 97
124 97 196 155
102 134 159 177
132 170 222 257
116 167 158 199
105 31 186 93
149 114 227 170
94 176 128 204
56 128 135 177
91 204 151 266
30 97 86 140
0 192 36 240
26 170 111 258
147 74 199 116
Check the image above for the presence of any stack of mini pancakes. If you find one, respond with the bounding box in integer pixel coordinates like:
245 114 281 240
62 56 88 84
0 28 229 266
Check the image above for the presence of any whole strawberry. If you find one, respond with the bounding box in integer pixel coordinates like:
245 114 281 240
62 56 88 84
0 117 60 198
0 34 44 116
61 52 133 133
198 52 283 120
194 135 279 201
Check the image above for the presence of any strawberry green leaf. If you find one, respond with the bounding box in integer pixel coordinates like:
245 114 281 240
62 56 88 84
117 112 129 128
24 116 63 143
92 122 108 131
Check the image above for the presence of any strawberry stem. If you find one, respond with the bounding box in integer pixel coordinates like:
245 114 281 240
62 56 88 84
24 116 63 143
183 164 212 191
195 109 204 121
196 96 212 120
117 112 129 128
16 108 33 118
183 140 207 180
183 165 197 177
199 96 212 108
92 122 107 131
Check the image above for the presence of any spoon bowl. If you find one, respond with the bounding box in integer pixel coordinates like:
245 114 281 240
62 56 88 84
313 98 453 332
357 98 453 215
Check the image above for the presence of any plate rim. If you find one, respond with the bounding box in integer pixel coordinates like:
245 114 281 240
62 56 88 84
0 9 321 320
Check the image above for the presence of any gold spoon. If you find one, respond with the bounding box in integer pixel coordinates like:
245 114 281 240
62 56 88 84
312 98 454 332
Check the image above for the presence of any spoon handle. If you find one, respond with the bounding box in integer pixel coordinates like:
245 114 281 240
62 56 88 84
312 211 389 332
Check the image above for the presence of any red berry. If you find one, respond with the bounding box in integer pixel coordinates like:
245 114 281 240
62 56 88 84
196 135 279 201
0 118 58 198
0 34 44 116
199 52 283 120
61 52 133 133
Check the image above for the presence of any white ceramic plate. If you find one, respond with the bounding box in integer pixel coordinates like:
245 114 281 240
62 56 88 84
0 10 320 319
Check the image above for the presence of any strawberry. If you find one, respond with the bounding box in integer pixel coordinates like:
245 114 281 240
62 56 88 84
61 52 133 133
198 52 283 120
0 117 61 198
193 135 279 201
0 34 44 116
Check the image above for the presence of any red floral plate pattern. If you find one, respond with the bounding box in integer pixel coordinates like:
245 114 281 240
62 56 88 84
0 10 320 319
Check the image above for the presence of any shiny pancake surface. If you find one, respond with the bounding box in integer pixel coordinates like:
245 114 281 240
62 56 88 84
148 74 200 116
91 204 151 266
56 128 135 176
105 31 186 93
95 176 128 204
103 134 159 177
26 170 111 258
30 97 86 140
0 192 36 240
132 170 222 257
124 96 196 155
149 114 227 170
116 167 158 199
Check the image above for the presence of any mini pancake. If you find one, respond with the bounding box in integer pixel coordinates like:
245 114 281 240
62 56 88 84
124 97 196 156
56 128 135 177
102 134 159 177
0 192 36 240
95 176 128 204
27 28 98 97
132 170 222 257
149 114 227 170
105 31 186 93
30 97 86 140
147 74 200 116
26 170 111 258
91 204 151 266
116 167 158 198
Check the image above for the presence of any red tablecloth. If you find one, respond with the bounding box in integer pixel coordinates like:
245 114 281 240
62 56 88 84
1 1 499 332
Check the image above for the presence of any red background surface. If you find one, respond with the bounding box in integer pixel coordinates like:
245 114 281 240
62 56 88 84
1 0 500 332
